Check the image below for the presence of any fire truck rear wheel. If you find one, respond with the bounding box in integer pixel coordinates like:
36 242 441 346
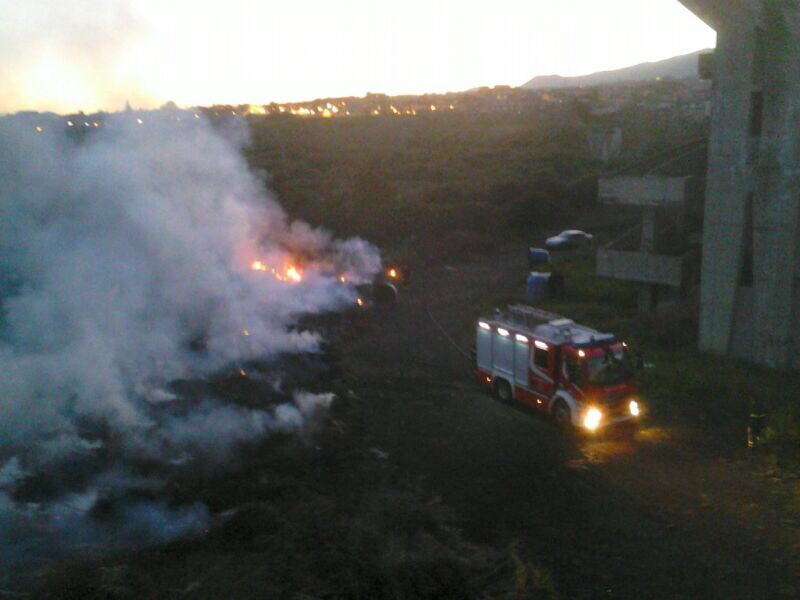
494 379 512 403
552 400 572 429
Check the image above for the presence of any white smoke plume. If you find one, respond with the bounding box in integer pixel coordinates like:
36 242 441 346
0 112 377 459
153 390 337 462
0 111 379 575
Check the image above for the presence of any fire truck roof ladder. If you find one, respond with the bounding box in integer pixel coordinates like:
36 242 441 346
507 304 566 329
503 304 615 347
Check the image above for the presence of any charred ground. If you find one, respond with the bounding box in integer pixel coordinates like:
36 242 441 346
34 246 800 599
28 101 800 598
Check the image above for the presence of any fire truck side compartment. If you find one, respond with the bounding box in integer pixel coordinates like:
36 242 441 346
514 336 530 388
492 331 514 378
477 326 492 371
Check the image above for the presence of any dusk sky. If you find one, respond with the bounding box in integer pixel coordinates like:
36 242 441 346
1 0 715 115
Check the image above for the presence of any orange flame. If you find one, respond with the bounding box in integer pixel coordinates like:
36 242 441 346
388 268 397 279
286 266 302 282
250 260 302 283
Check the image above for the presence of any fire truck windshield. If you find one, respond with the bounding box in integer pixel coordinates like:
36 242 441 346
583 348 634 386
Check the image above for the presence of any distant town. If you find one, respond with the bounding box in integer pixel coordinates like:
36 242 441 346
8 75 712 134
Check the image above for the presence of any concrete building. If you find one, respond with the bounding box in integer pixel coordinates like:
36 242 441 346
596 176 697 314
679 1 800 369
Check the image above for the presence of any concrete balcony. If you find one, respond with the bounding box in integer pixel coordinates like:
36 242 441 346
596 248 685 287
598 176 689 207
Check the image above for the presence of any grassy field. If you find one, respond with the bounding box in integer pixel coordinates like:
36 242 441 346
32 97 800 598
245 106 795 470
245 105 703 262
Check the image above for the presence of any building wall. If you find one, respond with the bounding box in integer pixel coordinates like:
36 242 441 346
691 1 800 369
750 6 800 368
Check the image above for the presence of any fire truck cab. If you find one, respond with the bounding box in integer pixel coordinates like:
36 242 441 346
476 304 640 431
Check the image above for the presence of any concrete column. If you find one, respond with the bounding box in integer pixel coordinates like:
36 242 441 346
639 206 658 315
751 6 800 368
641 207 656 253
639 285 659 315
698 22 756 354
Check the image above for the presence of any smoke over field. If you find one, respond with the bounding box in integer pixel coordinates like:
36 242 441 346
0 113 379 581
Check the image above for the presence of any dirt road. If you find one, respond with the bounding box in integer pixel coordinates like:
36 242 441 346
340 249 800 599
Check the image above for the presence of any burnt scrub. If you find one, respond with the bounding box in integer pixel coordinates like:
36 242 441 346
32 349 546 599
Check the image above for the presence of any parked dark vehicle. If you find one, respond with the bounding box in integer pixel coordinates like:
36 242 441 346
545 229 594 251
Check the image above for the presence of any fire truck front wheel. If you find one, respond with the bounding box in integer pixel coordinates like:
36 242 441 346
493 379 512 403
552 400 572 429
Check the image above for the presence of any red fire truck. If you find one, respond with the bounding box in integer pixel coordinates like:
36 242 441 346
476 304 641 431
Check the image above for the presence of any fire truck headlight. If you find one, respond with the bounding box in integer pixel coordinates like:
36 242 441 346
629 400 640 417
583 407 603 431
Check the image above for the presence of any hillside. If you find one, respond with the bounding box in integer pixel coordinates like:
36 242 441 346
521 49 709 90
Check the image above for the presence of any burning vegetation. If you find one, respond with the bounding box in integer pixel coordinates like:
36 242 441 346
250 259 303 282
0 111 382 588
